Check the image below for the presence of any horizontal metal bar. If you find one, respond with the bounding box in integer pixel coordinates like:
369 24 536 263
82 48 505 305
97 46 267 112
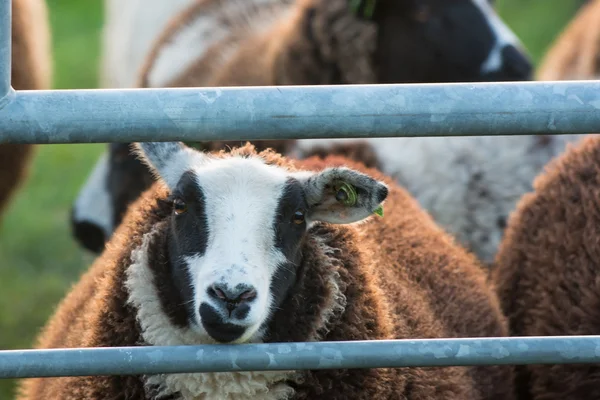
0 0 11 99
1 81 600 144
2 336 600 379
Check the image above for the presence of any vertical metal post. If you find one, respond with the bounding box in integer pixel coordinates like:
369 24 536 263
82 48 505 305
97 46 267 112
0 0 11 99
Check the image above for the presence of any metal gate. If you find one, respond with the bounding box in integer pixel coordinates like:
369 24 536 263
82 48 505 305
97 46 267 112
1 0 600 379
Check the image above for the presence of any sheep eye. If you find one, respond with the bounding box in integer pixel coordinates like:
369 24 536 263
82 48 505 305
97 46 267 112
292 210 305 225
173 198 187 215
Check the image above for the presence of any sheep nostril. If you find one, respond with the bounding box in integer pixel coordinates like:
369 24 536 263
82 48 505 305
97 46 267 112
208 284 257 304
239 289 257 302
209 285 227 300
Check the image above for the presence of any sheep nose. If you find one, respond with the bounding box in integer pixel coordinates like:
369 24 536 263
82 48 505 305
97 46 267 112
70 208 106 254
208 283 257 313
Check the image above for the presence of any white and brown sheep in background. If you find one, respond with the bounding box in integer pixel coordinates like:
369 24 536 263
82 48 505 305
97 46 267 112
18 141 513 400
492 134 600 400
70 0 534 256
0 0 52 222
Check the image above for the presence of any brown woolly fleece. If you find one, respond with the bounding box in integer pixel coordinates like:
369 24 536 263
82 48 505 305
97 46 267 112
536 0 600 80
0 0 52 219
493 134 600 400
18 144 513 400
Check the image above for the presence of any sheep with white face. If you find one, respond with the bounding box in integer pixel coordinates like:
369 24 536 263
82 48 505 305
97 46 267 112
19 142 515 400
135 142 387 344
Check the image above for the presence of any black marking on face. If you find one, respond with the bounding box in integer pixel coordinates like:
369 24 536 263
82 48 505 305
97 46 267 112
376 185 389 204
206 282 256 320
199 303 247 343
166 170 210 320
200 280 258 342
373 0 530 83
269 178 309 312
146 217 190 329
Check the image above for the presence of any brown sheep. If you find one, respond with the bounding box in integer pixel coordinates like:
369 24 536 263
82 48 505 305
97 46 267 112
536 0 600 81
71 0 533 254
19 141 513 400
0 0 52 220
493 134 600 400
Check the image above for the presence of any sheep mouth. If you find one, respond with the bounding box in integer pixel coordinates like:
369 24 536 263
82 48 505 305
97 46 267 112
199 303 250 343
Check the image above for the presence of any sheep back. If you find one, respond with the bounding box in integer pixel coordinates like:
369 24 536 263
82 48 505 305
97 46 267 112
493 134 600 400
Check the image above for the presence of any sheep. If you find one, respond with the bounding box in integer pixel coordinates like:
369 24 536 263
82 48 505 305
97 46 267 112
77 137 595 268
291 0 600 264
293 133 590 265
19 141 514 400
0 0 52 221
491 134 600 400
99 0 195 89
287 0 600 265
536 0 600 81
74 128 587 267
295 0 600 265
71 0 533 254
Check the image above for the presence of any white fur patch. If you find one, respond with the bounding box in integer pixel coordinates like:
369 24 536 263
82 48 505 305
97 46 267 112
72 152 114 238
183 157 290 342
101 0 196 88
309 235 348 339
471 0 523 74
147 0 292 87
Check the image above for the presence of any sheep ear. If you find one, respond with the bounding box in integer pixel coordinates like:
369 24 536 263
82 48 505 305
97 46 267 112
294 167 388 224
132 142 203 189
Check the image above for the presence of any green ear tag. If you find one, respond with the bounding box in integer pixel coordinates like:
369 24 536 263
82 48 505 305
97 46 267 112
349 0 377 19
373 205 384 217
335 182 358 207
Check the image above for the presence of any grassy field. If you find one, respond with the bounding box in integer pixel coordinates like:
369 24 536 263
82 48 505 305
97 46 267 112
0 0 583 397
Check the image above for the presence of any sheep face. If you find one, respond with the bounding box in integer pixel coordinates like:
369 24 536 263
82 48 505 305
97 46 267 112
135 142 388 344
71 143 154 253
373 0 532 83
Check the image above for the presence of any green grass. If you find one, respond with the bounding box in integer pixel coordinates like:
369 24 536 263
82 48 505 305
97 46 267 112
496 0 581 65
0 0 103 397
0 0 585 397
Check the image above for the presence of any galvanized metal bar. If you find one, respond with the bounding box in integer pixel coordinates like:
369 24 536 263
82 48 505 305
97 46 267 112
0 0 11 99
2 336 600 379
1 80 600 144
